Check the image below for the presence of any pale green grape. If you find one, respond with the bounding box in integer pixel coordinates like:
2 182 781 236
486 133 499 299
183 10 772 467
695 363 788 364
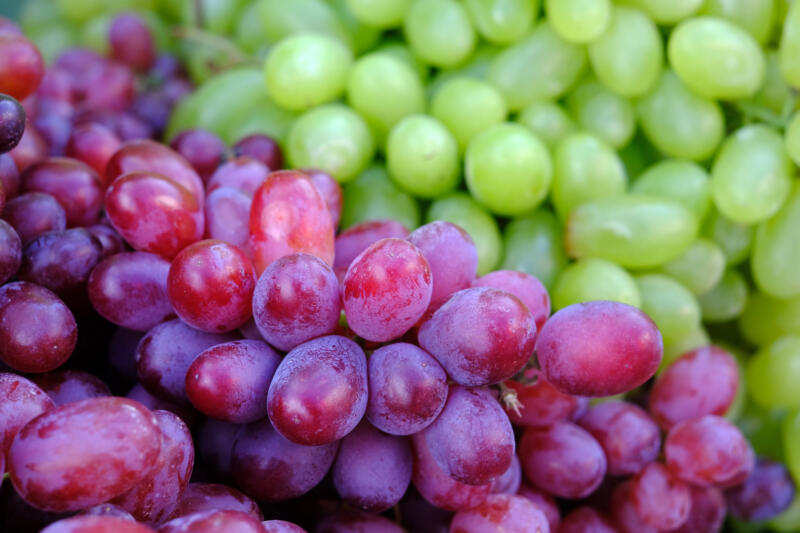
782 412 800 496
516 101 576 148
632 159 711 222
661 239 726 296
21 0 61 30
287 104 375 183
747 335 800 409
551 133 627 219
428 44 501 96
465 123 552 216
785 111 800 166
373 40 429 80
235 2 268 53
431 77 507 153
331 0 382 53
702 208 754 265
636 70 725 162
264 33 353 112
752 50 793 115
566 80 636 149
737 402 786 462
386 115 460 198
619 0 703 24
404 0 475 68
255 0 352 48
702 0 775 44
346 0 410 28
341 165 420 229
181 0 249 35
587 6 663 97
501 211 568 289
566 195 699 268
740 291 800 346
697 269 748 323
669 16 766 99
56 0 108 24
636 273 702 346
552 258 640 310
464 0 537 44
224 101 297 146
545 0 611 43
780 0 800 88
662 323 710 370
428 193 502 275
725 350 747 422
753 184 800 299
488 22 586 111
346 53 425 143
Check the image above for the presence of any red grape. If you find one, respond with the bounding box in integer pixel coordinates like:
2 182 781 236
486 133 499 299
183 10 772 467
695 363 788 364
88 223 126 258
41 516 155 533
31 370 110 405
449 494 550 533
0 219 21 283
22 157 104 227
158 510 264 533
125 384 199 431
263 520 306 533
0 372 54 454
206 156 269 195
630 462 691 530
725 457 795 521
517 485 560 532
490 454 521 495
109 13 156 71
316 510 403 533
83 61 135 113
334 219 409 279
204 187 251 250
503 370 581 428
610 480 658 533
169 483 263 522
34 110 71 156
170 129 225 182
82 503 136 520
9 122 47 172
559 507 616 533
304 169 342 228
0 34 44 100
233 133 283 170
472 269 550 332
2 191 66 244
65 123 121 177
672 485 725 533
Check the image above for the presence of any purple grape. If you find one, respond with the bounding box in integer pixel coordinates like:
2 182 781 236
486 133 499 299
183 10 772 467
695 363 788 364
333 219 409 280
0 93 26 154
81 503 136 521
108 327 144 381
170 483 263 523
204 186 251 250
559 507 616 533
109 13 155 71
490 454 521 495
315 510 404 533
2 191 66 244
725 457 796 521
449 494 550 533
159 509 265 533
233 133 283 171
31 370 110 405
170 129 225 182
517 484 560 532
207 156 269 195
503 369 582 428
472 269 550 332
126 384 198 431
0 219 21 283
263 520 306 533
672 485 725 533
0 372 55 454
196 418 241 479
399 487 454 533
630 462 691 530
611 480 658 533
41 516 154 533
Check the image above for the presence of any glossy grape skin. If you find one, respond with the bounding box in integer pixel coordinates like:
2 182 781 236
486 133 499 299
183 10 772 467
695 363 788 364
665 415 755 487
449 494 549 533
503 371 580 428
0 219 20 283
204 187 251 251
501 211 567 290
431 77 506 153
566 80 635 150
746 336 800 409
635 161 711 223
63 123 121 181
267 335 367 445
403 0 474 68
170 130 226 183
473 272 548 334
535 301 662 397
22 158 104 228
263 520 306 533
0 94 26 154
334 219 408 279
0 372 54 454
109 12 155 71
630 462 691 530
232 134 283 171
781 0 800 88
611 481 658 533
517 101 575 149
231 418 338 502
662 239 726 297
0 35 44 101
559 507 615 533
2 192 65 244
41 516 155 533
8 397 161 512
725 458 795 521
89 223 126 258
186 340 280 423
158 510 265 533
206 157 268 196
31 370 110 406
636 273 701 347
169 483 263 522
752 184 800 299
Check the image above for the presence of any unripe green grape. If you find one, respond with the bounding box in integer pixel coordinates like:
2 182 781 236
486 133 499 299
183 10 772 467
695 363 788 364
780 0 800 88
373 40 429 81
669 16 766 99
702 208 754 265
428 44 500 96
740 291 800 346
587 6 662 97
552 258 640 310
661 323 710 370
632 159 711 222
235 2 267 53
711 125 792 224
431 77 507 153
771 495 800 533
255 0 351 48
545 0 611 43
566 80 636 149
501 211 567 289
661 239 726 296
488 22 586 111
566 195 699 269
636 273 702 346
753 184 800 299
619 0 703 24
637 70 725 162
331 0 382 53
427 193 502 275
702 0 775 45
386 115 459 198
346 53 425 143
516 101 576 149
341 165 420 230
752 50 793 115
551 133 626 220
463 0 537 44
404 0 475 68
698 269 748 323
747 336 800 409
287 104 375 183
785 112 800 166
465 123 552 216
346 0 410 28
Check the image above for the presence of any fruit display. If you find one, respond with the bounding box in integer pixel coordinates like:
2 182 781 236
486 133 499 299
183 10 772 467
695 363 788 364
2 1 800 532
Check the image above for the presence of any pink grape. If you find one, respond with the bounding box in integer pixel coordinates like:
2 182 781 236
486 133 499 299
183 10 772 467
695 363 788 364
304 168 342 228
22 157 104 227
2 191 66 244
204 187 251 250
517 485 560 532
41 516 155 533
333 219 409 279
169 483 263 522
31 370 110 405
157 510 264 533
611 481 658 533
490 454 521 495
263 520 306 533
449 494 551 533
0 372 55 454
206 156 269 195
233 134 283 170
559 507 616 533
630 462 691 530
472 269 550 332
672 485 725 533
316 510 404 533
169 129 224 182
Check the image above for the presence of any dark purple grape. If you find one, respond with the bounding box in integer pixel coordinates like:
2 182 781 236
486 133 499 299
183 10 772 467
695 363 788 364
88 223 126 258
399 487 454 533
125 384 199 431
233 134 283 170
169 483 263 522
170 129 225 182
34 109 71 157
0 219 21 283
109 13 155 71
206 156 269 195
3 191 66 244
0 151 19 197
108 328 143 381
31 369 110 405
315 510 403 533
0 372 54 454
631 462 691 530
196 418 241 479
725 457 795 521
0 93 26 154
130 90 171 137
449 494 550 533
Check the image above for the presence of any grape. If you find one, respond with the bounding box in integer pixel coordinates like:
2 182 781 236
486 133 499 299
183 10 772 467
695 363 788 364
566 195 699 269
630 462 692 530
780 0 800 88
232 134 284 171
0 94 25 155
503 370 581 428
159 510 265 533
267 335 367 445
518 485 561 531
746 336 800 409
464 0 536 43
449 494 549 533
334 219 409 279
88 252 174 332
0 219 20 284
726 458 796 521
552 258 640 310
519 421 606 499
0 372 54 454
431 77 506 153
516 101 576 149
332 421 412 511
64 123 121 178
491 454 521 495
559 507 616 533
109 13 155 71
2 193 64 245
740 292 800 346
22 158 104 228
31 370 110 406
501 211 567 290
387 115 459 198
465 122 552 216
610 480 659 533
9 123 48 173
82 504 137 520
670 485 726 533
195 419 240 478
263 520 306 533
342 238 431 342
404 0 474 67
340 164 420 230
169 483 263 522
636 274 701 346
346 0 410 28
697 269 748 323
169 130 226 183
752 184 800 298
472 270 550 333
0 152 18 197
204 187 251 251
566 80 636 150
665 415 755 487
316 510 404 533
703 208 754 266
41 516 155 533
535 301 662 396
231 418 338 502
0 34 44 101
661 239 726 296
578 401 660 476
669 16 765 99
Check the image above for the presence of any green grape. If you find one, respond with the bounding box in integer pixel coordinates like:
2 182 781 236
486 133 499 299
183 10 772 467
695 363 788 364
465 123 552 216
702 0 775 44
566 80 636 149
264 33 353 112
636 274 702 346
501 211 568 289
404 0 475 68
702 208 754 265
255 0 352 49
545 0 611 43
669 16 766 99
661 239 726 296
287 104 375 183
770 494 800 532
736 401 786 462
552 258 640 310
516 101 577 149
618 0 703 24
428 44 500 96
661 323 710 370
783 412 800 493
752 50 793 115
340 165 420 230
566 195 699 269
21 0 61 30
753 184 800 299
780 0 800 88
587 6 663 97
697 269 748 323
235 2 268 54
331 0 382 53
488 22 586 111
82 14 112 54
550 133 627 220
427 193 502 275
223 101 297 145
346 0 410 29
711 124 792 224
747 336 800 409
632 159 711 222
346 53 425 143
373 40 429 81
27 24 79 64
636 70 725 162
725 353 747 422
740 292 800 346
386 115 460 198
431 77 507 153
56 0 108 24
785 111 800 166
180 0 249 35
463 0 537 44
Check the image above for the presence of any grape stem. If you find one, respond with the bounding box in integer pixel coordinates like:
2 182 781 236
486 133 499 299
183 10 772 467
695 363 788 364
497 382 523 417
